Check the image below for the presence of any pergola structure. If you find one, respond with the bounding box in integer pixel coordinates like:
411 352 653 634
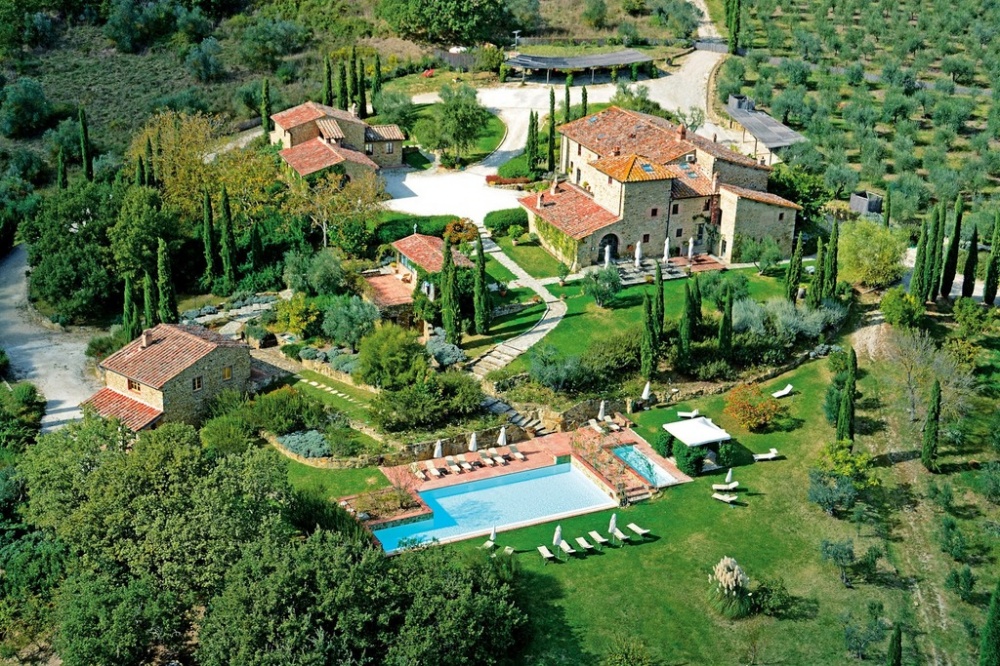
662 417 732 448
505 49 654 83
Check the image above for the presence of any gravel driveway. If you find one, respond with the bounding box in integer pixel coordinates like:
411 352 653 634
0 246 102 431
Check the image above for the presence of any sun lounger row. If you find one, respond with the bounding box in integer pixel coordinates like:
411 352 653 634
537 523 652 564
752 448 780 462
414 445 528 480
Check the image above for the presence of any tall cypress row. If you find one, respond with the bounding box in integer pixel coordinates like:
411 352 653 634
547 88 556 173
144 137 155 186
910 219 928 300
785 235 803 302
808 238 825 309
961 225 978 299
357 59 368 119
79 106 93 182
143 271 158 327
927 204 945 301
653 260 664 340
322 55 333 107
373 54 383 105
156 238 178 324
718 283 733 359
836 347 857 443
56 148 67 189
883 187 891 228
122 276 140 341
260 79 273 133
526 111 537 169
984 211 1000 306
248 223 264 271
337 61 349 111
202 190 215 288
980 578 1000 666
641 292 655 379
921 378 941 472
219 186 236 292
940 194 963 298
564 81 571 124
440 238 459 344
823 221 838 299
679 282 693 359
691 273 702 323
135 158 146 188
473 236 490 335
886 624 902 666
350 47 359 110
581 85 588 117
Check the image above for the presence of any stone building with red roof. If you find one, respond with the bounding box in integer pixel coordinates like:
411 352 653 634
82 324 251 430
519 106 800 268
270 102 404 179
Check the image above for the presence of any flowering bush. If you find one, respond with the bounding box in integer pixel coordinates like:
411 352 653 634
724 383 782 431
709 556 755 619
485 175 531 186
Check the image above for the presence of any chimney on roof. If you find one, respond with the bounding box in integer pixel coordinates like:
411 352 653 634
536 191 543 208
612 146 620 156
677 125 687 140
550 178 558 195
712 173 719 193
712 133 717 143
141 329 150 348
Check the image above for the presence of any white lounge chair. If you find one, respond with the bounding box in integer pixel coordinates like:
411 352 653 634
575 536 596 552
479 451 496 466
771 384 794 399
423 460 442 478
711 481 740 491
559 540 578 557
456 454 474 471
752 448 780 462
677 409 700 419
492 546 515 558
508 444 526 461
612 528 632 543
589 418 606 434
445 456 462 474
588 530 610 548
487 447 506 465
537 545 556 564
410 463 428 482
712 492 738 504
481 539 495 550
627 523 651 538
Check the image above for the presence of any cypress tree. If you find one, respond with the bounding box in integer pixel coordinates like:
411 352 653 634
357 59 368 119
785 235 803 302
679 282 693 359
883 188 891 228
350 47 359 110
941 194 963 298
322 55 333 107
337 61 349 111
691 273 702 324
984 211 1000 307
219 186 236 292
144 137 155 186
153 131 163 184
526 111 537 169
143 271 158 327
581 85 588 117
201 190 215 288
157 238 178 324
440 237 460 344
373 54 383 106
56 148 67 189
718 283 733 358
79 106 93 182
653 260 664 340
473 236 490 335
808 238 825 309
823 221 838 299
886 624 902 666
248 223 263 271
135 157 146 187
641 292 655 379
836 347 857 442
260 79 272 133
981 578 1000 666
564 81 571 124
962 226 978 299
547 88 555 173
122 276 141 341
921 378 941 472
910 220 928 301
927 204 945 301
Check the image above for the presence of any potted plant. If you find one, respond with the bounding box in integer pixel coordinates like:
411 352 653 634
497 281 508 296
529 232 539 245
557 262 570 286
509 224 525 246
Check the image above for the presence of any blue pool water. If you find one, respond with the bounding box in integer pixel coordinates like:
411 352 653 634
613 445 679 488
373 463 616 553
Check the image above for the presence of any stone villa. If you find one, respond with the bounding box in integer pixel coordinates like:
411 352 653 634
270 102 405 179
519 106 801 269
83 324 251 430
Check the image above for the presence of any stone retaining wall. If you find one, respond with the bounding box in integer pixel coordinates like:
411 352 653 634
301 358 378 392
406 424 527 461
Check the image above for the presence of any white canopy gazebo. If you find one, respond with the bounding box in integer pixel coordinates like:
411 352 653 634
662 416 732 448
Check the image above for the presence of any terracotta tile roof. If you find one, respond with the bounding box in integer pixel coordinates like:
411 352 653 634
83 388 162 431
392 234 474 273
518 183 620 240
271 102 328 130
366 124 406 142
316 118 345 140
560 106 770 172
665 164 716 198
364 274 415 308
590 153 674 182
333 144 380 170
279 139 379 177
101 324 247 389
720 183 802 209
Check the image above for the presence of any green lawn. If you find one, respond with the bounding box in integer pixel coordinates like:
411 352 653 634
462 301 548 358
403 149 432 170
495 236 566 279
285 458 389 502
448 360 915 664
484 253 518 284
466 113 507 163
294 370 375 424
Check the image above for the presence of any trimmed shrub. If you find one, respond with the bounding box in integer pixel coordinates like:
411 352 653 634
278 430 332 458
374 215 454 245
673 438 703 476
298 346 321 361
251 386 327 435
330 353 360 374
582 328 642 381
200 411 261 457
484 208 528 237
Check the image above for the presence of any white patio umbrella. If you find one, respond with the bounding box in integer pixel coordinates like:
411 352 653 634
634 240 643 268
469 432 478 452
597 400 606 420
604 243 611 268
608 514 617 536
641 381 651 401
433 439 443 458
490 525 497 542
725 468 733 484
497 426 507 447
553 525 562 547
663 237 670 262
687 236 695 261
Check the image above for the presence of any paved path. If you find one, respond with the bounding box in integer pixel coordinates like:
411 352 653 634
0 246 102 430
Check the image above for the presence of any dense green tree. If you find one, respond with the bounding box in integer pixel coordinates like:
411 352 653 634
836 370 855 442
641 292 655 378
440 237 461 344
691 273 702 323
525 111 538 169
808 238 825 309
247 222 263 271
79 106 93 182
109 186 172 280
820 538 855 586
679 282 694 358
910 219 928 300
927 205 945 301
201 190 215 288
122 276 141 341
961 225 978 299
473 236 490 335
823 221 839 299
984 212 1000 307
142 271 157 328
940 195 963 298
357 59 368 119
883 187 891 228
376 0 512 45
144 137 155 187
581 85 588 117
219 186 236 292
886 624 902 666
337 60 349 111
322 55 333 107
583 267 622 307
653 260 664 340
547 87 556 172
881 286 923 328
260 79 272 133
56 147 67 189
718 283 733 358
356 323 429 390
321 295 378 352
156 238 178 324
564 80 571 124
922 379 941 472
785 235 803 302
437 84 490 158
982 578 1000 666
373 54 383 109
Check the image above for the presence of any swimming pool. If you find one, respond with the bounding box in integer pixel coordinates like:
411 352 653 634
372 463 616 553
613 445 680 488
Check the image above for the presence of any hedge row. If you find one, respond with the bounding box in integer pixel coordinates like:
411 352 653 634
374 214 457 245
484 208 527 237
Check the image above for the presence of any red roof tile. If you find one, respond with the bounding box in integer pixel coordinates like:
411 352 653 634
101 324 247 389
364 274 415 307
271 102 329 130
665 164 716 198
720 183 802 209
392 234 474 273
519 183 621 240
366 125 406 142
316 118 345 140
83 388 162 431
590 153 674 182
279 138 345 177
333 144 380 170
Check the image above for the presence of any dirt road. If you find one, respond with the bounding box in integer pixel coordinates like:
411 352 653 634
0 246 101 430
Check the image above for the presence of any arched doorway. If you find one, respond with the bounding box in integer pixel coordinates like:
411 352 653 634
597 233 619 264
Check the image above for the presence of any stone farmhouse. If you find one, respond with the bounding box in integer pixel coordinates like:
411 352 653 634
270 102 405 179
518 106 801 270
83 324 251 430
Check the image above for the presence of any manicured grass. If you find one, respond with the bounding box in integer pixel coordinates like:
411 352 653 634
294 370 375 424
495 236 566 279
285 458 389 501
466 113 507 164
462 301 548 358
403 149 432 170
484 253 518 284
177 293 224 313
383 71 498 97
